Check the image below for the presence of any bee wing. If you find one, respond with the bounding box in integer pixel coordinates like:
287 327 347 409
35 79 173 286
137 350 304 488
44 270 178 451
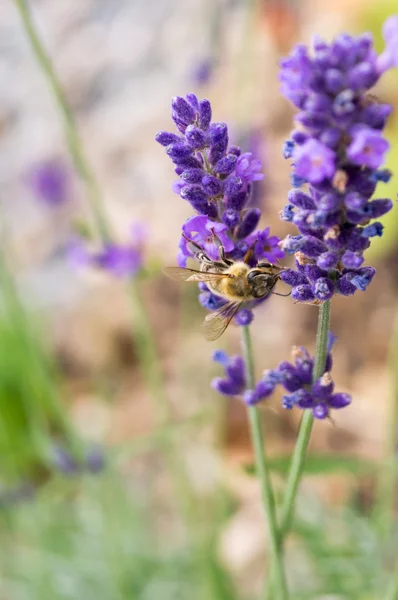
203 301 243 341
164 266 229 283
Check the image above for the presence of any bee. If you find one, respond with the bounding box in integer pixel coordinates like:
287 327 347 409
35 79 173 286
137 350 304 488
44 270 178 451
164 232 286 341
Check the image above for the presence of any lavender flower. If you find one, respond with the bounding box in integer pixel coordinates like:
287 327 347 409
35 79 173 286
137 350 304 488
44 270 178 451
275 343 351 419
211 351 247 396
28 160 69 206
156 94 284 326
279 26 395 302
212 350 276 403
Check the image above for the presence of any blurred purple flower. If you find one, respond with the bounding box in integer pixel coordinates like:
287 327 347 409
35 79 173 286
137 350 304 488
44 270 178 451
28 160 69 206
51 445 79 476
377 15 398 72
68 223 145 278
191 57 214 86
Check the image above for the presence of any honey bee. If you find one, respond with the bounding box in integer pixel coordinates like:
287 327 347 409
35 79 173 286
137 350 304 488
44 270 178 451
165 233 286 341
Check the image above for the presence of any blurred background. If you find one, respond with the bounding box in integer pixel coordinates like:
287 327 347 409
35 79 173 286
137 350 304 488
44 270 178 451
0 0 398 598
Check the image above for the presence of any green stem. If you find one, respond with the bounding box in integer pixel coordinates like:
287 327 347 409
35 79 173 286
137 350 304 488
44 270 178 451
385 562 398 600
265 300 331 600
12 0 109 242
279 299 331 537
241 326 289 600
372 311 398 537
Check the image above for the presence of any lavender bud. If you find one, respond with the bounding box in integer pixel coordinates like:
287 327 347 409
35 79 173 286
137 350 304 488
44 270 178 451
317 193 341 211
214 154 238 175
208 146 225 165
212 377 240 396
226 190 249 211
324 68 345 93
348 62 378 90
166 143 193 161
181 168 205 183
365 198 393 218
185 125 208 149
186 93 199 110
300 236 328 258
316 251 339 269
209 122 228 150
295 389 315 408
198 99 212 129
193 200 218 218
304 264 327 282
319 128 341 148
288 189 316 210
180 185 208 204
277 362 302 392
341 250 364 269
224 176 243 197
228 145 242 157
155 131 181 146
328 393 351 409
222 209 240 229
236 208 261 239
345 192 367 210
234 309 254 326
200 175 221 197
292 284 316 302
171 96 196 127
280 269 308 287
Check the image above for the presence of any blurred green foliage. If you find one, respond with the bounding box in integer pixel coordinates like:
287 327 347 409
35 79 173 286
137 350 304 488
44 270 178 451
0 259 75 486
360 1 398 261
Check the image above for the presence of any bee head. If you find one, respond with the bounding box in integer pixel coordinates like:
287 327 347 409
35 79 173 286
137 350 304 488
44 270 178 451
247 269 279 298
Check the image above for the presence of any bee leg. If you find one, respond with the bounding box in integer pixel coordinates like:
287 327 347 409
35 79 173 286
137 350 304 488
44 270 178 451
210 229 233 266
182 233 213 263
257 262 283 270
270 290 291 297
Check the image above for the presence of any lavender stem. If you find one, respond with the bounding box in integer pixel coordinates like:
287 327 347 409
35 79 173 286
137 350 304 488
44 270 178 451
265 300 331 600
241 325 289 600
13 0 109 242
279 300 331 536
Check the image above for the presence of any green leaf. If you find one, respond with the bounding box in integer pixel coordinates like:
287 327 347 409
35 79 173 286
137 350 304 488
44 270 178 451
243 454 376 476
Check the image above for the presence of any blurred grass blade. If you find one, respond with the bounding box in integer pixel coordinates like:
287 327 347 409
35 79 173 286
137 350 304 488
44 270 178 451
244 454 376 477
